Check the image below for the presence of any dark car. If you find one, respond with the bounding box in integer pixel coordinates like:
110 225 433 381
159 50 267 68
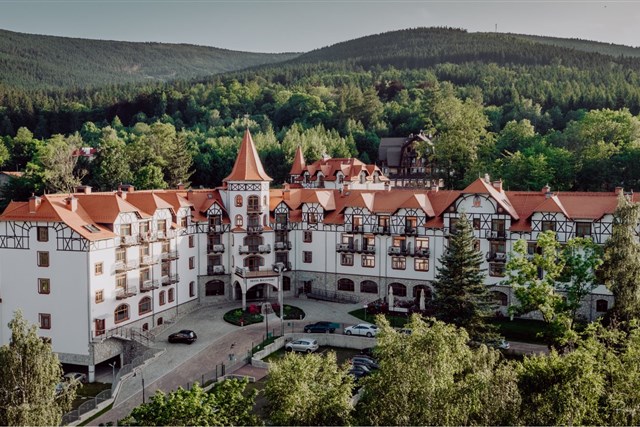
360 347 376 357
168 330 197 344
352 356 379 370
349 364 371 377
304 321 338 333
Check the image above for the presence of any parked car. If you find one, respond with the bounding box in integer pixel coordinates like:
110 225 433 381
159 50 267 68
360 347 376 357
63 372 87 383
344 323 379 337
168 330 198 344
352 356 379 370
304 321 339 333
285 339 319 353
349 364 371 378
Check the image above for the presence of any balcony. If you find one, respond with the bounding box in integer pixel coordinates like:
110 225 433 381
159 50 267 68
115 286 138 300
413 247 430 258
388 246 408 256
375 226 391 235
161 274 180 286
239 244 271 254
274 241 292 251
140 232 158 243
157 229 177 240
485 230 506 240
207 244 225 254
234 267 279 278
208 225 224 234
140 279 159 292
404 226 418 236
247 204 265 214
120 235 139 246
113 259 139 273
336 242 355 253
275 222 290 231
140 255 159 266
247 225 264 234
207 265 226 275
161 251 180 261
486 252 507 262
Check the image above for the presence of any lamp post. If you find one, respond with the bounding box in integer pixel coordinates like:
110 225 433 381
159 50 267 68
273 262 286 337
108 361 116 385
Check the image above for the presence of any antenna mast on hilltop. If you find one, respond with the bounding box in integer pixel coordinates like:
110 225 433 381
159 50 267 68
495 24 498 33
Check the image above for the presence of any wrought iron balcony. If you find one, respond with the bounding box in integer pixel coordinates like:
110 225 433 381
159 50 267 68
208 225 224 234
348 224 364 233
486 252 507 262
388 246 409 256
139 279 160 292
247 225 264 234
239 244 271 254
413 247 430 258
115 286 138 300
140 255 159 266
140 232 158 243
161 250 179 261
207 265 226 275
157 229 177 240
485 230 506 240
375 226 390 234
274 222 290 231
336 243 355 253
234 266 279 278
274 241 292 250
404 226 418 236
161 274 180 285
247 204 265 214
114 260 139 273
207 244 225 254
120 235 139 246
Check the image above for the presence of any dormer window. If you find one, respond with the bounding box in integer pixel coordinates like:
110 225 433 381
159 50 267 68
359 172 366 184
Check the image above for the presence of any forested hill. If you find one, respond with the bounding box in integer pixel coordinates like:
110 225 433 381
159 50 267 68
279 27 640 70
511 34 640 59
0 29 299 90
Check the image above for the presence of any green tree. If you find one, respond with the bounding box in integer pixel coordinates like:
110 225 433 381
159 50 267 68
0 138 9 168
133 165 167 190
601 192 640 323
0 310 76 426
164 132 194 188
433 213 497 340
264 351 353 426
92 127 132 191
27 133 85 194
120 380 258 426
357 315 520 426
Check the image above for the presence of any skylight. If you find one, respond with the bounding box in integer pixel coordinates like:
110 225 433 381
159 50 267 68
83 224 100 233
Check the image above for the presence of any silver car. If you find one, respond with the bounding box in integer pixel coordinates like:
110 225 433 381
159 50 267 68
285 339 319 353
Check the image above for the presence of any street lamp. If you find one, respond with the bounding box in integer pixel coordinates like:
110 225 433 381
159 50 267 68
133 369 145 404
273 262 287 336
108 361 117 385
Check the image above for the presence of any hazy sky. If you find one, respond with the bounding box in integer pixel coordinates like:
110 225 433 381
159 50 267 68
0 0 639 52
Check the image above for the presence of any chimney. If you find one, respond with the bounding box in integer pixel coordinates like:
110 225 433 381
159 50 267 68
492 180 503 192
177 183 185 190
118 184 135 193
431 185 439 192
186 189 193 200
385 181 391 192
76 185 92 194
28 195 41 213
283 183 291 201
615 187 624 196
542 184 551 194
342 183 350 196
116 189 126 200
65 196 78 212
483 173 491 184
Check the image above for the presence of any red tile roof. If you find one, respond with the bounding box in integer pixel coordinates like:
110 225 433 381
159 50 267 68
224 129 272 182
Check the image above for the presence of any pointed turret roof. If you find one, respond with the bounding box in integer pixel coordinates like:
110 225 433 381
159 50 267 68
290 146 306 176
224 129 272 182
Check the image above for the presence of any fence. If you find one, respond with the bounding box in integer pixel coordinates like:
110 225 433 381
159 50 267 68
306 288 362 304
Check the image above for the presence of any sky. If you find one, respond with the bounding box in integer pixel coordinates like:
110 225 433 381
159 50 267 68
0 0 639 52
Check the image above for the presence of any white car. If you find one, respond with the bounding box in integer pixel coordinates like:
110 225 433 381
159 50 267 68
344 323 379 337
63 372 87 383
285 339 319 353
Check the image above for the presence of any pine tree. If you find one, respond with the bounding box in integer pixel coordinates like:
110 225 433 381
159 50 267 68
602 192 640 323
0 310 76 426
433 212 497 340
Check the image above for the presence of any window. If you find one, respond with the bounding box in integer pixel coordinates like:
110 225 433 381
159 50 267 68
283 276 291 291
115 247 125 263
392 257 406 270
360 280 378 294
189 256 195 270
303 231 312 243
248 195 260 211
235 214 244 227
337 278 355 292
389 282 407 297
413 285 432 300
189 281 195 297
362 255 375 268
39 313 51 329
492 291 508 306
575 222 592 238
596 299 608 312
473 195 481 208
114 304 129 323
363 235 375 251
116 274 127 289
139 268 150 284
37 226 48 242
542 220 556 232
491 219 506 236
38 278 50 294
205 280 225 296
341 253 354 266
138 297 152 314
308 212 318 224
189 235 195 248
139 221 149 234
157 219 167 233
120 223 131 236
303 251 312 263
168 288 175 302
180 217 188 228
159 291 166 306
489 263 506 277
95 262 103 275
235 195 243 207
415 258 429 271
95 319 106 336
352 215 363 231
472 218 481 230
37 251 49 267
140 244 150 258
415 237 429 249
527 242 537 256
161 241 170 255
95 290 104 303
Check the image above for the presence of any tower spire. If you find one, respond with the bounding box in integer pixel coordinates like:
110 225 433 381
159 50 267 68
289 145 306 176
224 129 272 182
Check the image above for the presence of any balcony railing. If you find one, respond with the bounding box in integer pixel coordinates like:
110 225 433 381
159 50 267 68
388 246 408 256
113 259 139 273
413 247 430 258
275 222 290 231
404 226 418 236
336 242 354 253
208 225 224 234
485 230 507 240
140 279 160 292
486 252 507 262
247 204 264 214
120 235 139 246
140 232 158 243
375 226 391 235
247 225 264 234
207 265 226 275
274 241 292 250
115 286 138 300
161 274 180 285
161 250 180 261
336 241 375 254
157 229 177 240
140 255 159 266
207 244 225 254
239 244 271 254
234 267 280 278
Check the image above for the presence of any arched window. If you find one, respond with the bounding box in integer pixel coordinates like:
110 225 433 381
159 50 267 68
413 285 432 300
248 195 260 212
235 214 243 227
235 195 243 207
138 297 152 315
159 290 166 306
337 278 355 292
596 299 609 312
205 280 225 296
114 304 129 324
244 256 264 271
142 323 149 331
360 280 378 294
492 291 508 306
168 288 175 303
389 282 407 297
157 317 163 326
189 281 195 297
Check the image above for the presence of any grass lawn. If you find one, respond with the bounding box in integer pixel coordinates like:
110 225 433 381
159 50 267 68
224 305 306 326
349 308 409 328
489 318 548 344
71 382 111 410
263 345 360 364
